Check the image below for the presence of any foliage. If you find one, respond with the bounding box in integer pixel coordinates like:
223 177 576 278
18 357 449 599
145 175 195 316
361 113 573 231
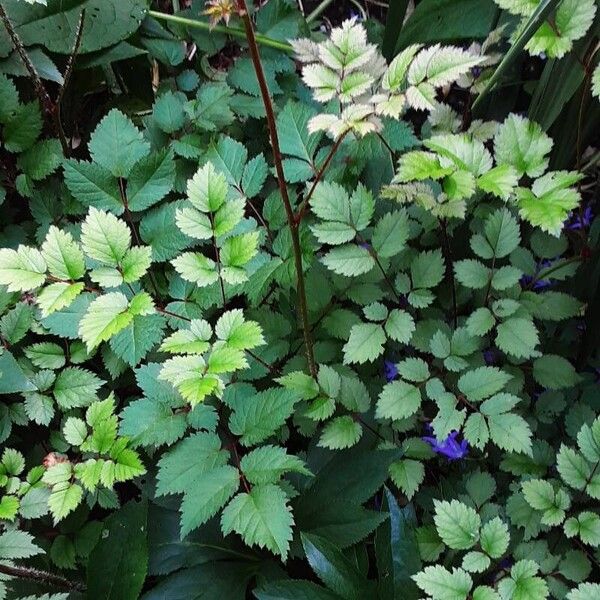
0 0 598 598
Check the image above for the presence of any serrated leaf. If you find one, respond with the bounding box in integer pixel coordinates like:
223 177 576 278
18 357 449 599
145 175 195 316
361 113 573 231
88 109 150 178
221 484 293 559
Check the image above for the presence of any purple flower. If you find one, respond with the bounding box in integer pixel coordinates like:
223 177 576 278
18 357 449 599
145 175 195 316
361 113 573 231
359 241 371 250
384 360 398 382
566 205 593 230
423 427 469 460
520 258 557 290
483 349 496 365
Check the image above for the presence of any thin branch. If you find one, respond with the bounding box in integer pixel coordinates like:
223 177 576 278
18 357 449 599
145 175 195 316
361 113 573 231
0 3 53 114
57 9 85 105
0 563 85 592
54 9 86 157
295 130 349 224
235 0 317 378
148 10 292 53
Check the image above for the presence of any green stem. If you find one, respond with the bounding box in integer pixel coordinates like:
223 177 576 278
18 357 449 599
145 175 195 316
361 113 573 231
306 0 335 23
147 10 292 53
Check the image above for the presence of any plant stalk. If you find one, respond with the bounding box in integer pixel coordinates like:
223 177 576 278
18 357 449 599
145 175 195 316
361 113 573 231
147 10 292 53
0 563 85 592
235 0 317 378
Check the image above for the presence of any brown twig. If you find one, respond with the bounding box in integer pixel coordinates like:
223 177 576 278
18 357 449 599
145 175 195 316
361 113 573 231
0 3 53 114
235 0 317 378
54 9 86 157
0 563 85 592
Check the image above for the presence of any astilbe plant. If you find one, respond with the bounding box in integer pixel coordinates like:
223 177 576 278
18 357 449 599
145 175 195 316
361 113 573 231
0 0 599 599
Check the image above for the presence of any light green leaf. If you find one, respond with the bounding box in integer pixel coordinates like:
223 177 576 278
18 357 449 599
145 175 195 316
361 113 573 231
318 416 363 449
78 292 133 351
81 207 131 266
240 445 311 484
221 484 294 559
322 245 375 277
458 367 512 402
229 388 300 446
413 565 472 600
494 114 552 178
41 226 85 280
0 245 46 291
377 380 422 421
343 323 386 364
434 499 480 550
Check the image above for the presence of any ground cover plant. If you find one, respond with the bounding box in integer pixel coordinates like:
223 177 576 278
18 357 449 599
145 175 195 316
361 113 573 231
0 0 599 598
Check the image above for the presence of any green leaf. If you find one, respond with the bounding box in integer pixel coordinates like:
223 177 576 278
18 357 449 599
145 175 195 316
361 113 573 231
215 309 264 350
153 91 185 133
434 499 480 550
487 412 533 456
377 380 422 420
385 309 415 343
88 109 150 178
110 314 166 367
119 398 187 448
41 226 85 280
127 149 176 212
221 484 293 559
1 302 33 344
0 0 147 55
301 532 369 598
0 529 42 559
479 517 509 559
413 565 472 600
525 0 595 59
78 292 133 351
343 323 386 364
516 170 582 236
477 165 519 200
481 208 521 259
372 210 410 258
229 388 300 446
277 101 321 164
81 207 131 266
172 252 219 287
24 342 65 370
186 161 229 213
256 580 340 600
63 159 123 214
533 355 581 390
389 459 425 499
454 259 489 289
87 500 148 600
156 432 229 496
37 282 84 318
0 245 46 291
3 101 42 152
240 445 311 484
497 560 549 600
494 114 552 178
411 249 445 289
318 416 363 449
496 318 539 359
322 245 375 277
53 367 103 409
180 466 239 537
458 367 512 402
